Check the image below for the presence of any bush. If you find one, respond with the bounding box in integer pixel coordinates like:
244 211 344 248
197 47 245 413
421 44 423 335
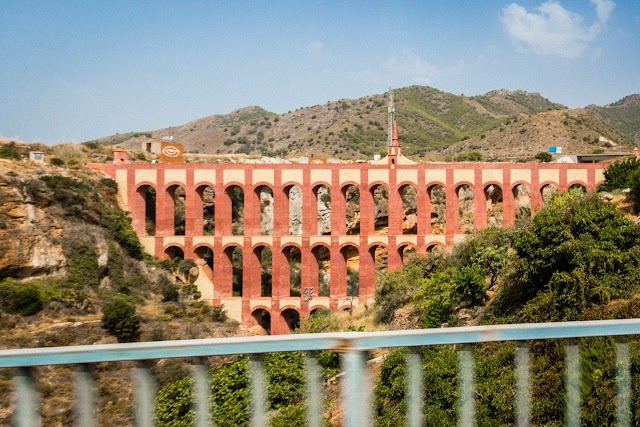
0 279 43 315
101 296 140 342
159 276 179 302
49 157 65 167
66 244 100 288
599 157 640 191
535 151 552 162
0 145 21 160
211 304 227 322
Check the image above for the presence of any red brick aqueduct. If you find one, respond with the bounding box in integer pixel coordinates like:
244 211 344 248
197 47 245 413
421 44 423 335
92 142 605 334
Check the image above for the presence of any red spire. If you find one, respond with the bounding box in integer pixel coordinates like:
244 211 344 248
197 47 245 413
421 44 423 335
392 119 399 145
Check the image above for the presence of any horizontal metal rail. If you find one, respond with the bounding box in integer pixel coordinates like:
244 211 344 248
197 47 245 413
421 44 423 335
2 318 640 367
2 318 639 427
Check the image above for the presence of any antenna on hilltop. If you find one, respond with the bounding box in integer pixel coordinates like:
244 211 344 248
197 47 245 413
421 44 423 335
387 87 395 147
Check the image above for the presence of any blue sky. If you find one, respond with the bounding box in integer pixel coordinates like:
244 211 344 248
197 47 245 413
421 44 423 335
1 0 638 143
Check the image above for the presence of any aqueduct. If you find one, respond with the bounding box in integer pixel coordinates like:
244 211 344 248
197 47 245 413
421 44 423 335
93 147 605 333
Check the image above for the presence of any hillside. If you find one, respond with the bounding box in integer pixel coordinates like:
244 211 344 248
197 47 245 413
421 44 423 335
586 94 640 142
88 86 597 160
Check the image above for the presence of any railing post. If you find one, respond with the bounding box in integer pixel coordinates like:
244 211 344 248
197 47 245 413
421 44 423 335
457 345 475 427
13 366 40 427
514 342 531 427
342 349 371 427
133 361 156 427
191 358 211 427
306 353 322 427
75 364 95 427
405 349 423 427
616 338 631 427
250 355 267 427
564 340 581 427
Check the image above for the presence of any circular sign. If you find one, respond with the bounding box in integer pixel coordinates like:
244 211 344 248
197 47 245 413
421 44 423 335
162 146 181 157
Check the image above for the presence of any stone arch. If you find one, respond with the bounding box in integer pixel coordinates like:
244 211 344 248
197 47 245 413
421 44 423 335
314 184 331 235
251 308 271 335
457 183 474 233
135 184 156 236
512 183 531 228
283 245 302 297
428 184 446 235
193 245 213 272
225 185 244 236
398 244 417 264
255 185 274 236
426 243 445 255
164 245 184 260
342 184 360 235
284 184 302 236
281 308 300 332
370 184 389 235
484 183 503 227
540 183 558 205
312 244 331 297
224 245 243 296
568 182 587 192
368 244 388 274
399 184 418 235
196 185 215 235
166 184 186 236
341 245 360 296
254 245 272 297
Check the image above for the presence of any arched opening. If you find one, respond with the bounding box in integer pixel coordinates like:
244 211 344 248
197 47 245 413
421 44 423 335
281 308 300 332
457 184 474 234
427 244 445 256
343 185 360 235
165 245 184 260
400 185 418 235
315 185 331 235
428 185 446 235
399 245 417 264
484 184 503 227
194 246 214 281
284 246 302 297
313 245 331 297
226 185 244 236
369 244 388 274
371 184 389 235
224 246 243 297
541 184 558 205
256 246 272 297
196 185 215 235
285 185 302 236
257 186 274 236
167 185 186 236
513 184 531 228
342 245 360 297
136 185 156 236
569 183 586 192
251 309 271 335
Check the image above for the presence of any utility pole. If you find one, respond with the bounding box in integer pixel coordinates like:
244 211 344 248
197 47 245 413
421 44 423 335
303 286 314 318
387 87 395 148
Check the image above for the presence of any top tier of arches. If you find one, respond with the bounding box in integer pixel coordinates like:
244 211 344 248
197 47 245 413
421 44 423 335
119 163 604 243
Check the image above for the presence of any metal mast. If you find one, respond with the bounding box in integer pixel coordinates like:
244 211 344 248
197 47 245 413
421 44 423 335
387 87 395 147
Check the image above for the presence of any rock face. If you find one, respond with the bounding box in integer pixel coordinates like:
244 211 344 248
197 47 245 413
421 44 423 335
317 186 331 235
484 184 503 227
513 184 532 227
0 177 66 278
430 185 446 234
260 188 274 235
458 185 475 233
288 186 302 235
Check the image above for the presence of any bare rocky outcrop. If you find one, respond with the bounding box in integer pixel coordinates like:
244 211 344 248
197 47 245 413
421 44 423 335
458 185 475 233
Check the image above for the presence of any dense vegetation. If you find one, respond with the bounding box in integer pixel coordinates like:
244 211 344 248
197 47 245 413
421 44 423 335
374 190 640 426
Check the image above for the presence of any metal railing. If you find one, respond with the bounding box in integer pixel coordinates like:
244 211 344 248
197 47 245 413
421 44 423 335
1 318 640 426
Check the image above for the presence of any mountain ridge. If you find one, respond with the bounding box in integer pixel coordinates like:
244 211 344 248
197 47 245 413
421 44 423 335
86 86 639 161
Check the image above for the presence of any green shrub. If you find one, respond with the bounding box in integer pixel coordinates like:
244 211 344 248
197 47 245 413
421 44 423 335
535 151 552 162
211 304 227 322
0 279 43 315
101 296 140 342
599 157 640 191
0 145 21 160
66 244 100 288
159 276 179 302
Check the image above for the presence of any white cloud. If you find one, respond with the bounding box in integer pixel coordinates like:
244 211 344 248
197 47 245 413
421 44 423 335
500 0 615 58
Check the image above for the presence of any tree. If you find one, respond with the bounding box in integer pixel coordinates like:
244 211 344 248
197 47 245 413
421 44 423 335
101 296 140 342
535 151 552 162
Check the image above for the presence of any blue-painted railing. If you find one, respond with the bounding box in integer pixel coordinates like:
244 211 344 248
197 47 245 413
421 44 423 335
1 318 639 426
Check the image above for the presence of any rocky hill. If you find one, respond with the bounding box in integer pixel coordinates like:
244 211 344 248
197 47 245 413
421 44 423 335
86 85 640 161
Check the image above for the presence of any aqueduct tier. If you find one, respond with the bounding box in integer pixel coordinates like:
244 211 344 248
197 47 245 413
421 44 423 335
97 161 604 334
